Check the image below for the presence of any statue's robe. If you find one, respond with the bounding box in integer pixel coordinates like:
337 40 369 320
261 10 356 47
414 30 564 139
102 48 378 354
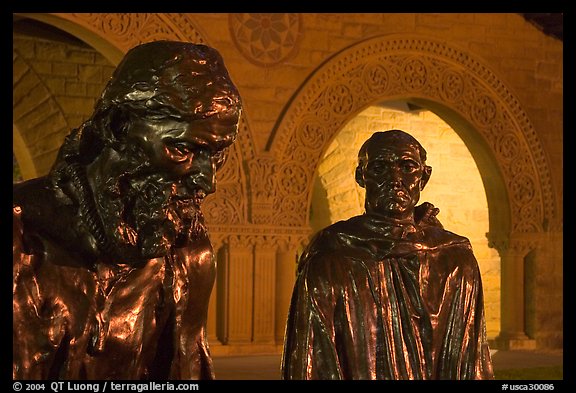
281 213 494 380
13 204 215 380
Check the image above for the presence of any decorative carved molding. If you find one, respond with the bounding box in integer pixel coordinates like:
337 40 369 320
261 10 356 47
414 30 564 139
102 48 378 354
207 224 310 251
203 135 248 226
59 13 205 52
486 232 541 256
227 234 256 249
229 13 303 67
247 156 277 224
269 34 555 236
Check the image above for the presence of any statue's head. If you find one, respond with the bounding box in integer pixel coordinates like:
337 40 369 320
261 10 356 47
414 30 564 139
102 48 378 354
52 41 241 262
355 130 432 221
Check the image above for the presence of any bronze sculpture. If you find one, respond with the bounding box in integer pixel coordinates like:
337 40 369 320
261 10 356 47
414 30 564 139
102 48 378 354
13 41 241 379
281 130 494 380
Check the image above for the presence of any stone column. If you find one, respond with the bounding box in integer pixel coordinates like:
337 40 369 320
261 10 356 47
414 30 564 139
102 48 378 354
489 233 537 350
253 237 277 343
215 241 229 344
275 237 302 344
216 235 255 344
207 234 224 344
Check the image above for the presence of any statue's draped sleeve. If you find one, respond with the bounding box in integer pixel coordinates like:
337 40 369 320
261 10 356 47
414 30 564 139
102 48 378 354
281 222 494 380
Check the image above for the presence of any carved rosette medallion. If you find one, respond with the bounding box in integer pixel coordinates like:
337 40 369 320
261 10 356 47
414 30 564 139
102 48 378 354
472 94 498 126
439 69 465 103
362 62 390 95
325 84 354 116
229 13 303 67
278 161 308 199
402 58 428 91
498 133 521 162
296 117 328 149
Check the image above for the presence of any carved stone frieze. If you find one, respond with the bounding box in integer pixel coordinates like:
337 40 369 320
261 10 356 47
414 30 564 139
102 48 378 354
61 13 205 52
208 225 310 252
439 69 464 103
246 156 277 224
30 16 557 240
487 232 541 257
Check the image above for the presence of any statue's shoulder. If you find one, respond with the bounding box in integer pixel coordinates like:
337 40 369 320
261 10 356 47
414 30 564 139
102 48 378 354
297 218 372 289
421 225 472 250
307 216 368 251
415 202 471 249
298 216 372 273
13 176 52 206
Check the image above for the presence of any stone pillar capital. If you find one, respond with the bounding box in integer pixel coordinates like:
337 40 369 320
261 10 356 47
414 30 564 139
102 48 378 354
487 231 541 257
276 234 309 253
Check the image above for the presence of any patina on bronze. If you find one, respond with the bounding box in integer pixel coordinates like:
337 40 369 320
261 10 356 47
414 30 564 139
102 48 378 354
281 130 494 380
13 41 241 380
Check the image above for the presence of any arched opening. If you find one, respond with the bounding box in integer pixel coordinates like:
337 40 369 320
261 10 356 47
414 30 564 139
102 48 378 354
310 101 501 338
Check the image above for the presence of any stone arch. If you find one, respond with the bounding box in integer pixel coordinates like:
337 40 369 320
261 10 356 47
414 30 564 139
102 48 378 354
13 49 70 177
14 13 258 227
269 34 555 244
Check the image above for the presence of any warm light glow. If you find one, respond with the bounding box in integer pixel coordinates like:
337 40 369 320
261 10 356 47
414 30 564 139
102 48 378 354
311 104 501 338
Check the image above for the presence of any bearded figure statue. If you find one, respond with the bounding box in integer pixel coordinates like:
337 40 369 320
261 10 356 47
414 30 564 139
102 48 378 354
13 41 242 380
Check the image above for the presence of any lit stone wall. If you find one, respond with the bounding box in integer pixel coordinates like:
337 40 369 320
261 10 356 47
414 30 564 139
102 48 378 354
312 106 501 338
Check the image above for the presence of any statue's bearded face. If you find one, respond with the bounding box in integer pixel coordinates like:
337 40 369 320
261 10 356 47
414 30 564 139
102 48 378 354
87 112 238 262
110 169 206 260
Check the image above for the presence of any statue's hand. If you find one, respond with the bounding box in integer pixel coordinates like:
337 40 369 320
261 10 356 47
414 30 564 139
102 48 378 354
415 202 443 229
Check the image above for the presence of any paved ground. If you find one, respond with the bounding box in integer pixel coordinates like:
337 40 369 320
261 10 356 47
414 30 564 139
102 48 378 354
211 350 563 380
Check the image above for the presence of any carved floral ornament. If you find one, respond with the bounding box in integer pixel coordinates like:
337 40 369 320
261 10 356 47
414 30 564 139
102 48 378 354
208 228 310 251
270 35 554 234
229 13 303 67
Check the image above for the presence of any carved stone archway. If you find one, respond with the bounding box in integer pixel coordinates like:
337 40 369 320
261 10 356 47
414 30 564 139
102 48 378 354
268 34 557 348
